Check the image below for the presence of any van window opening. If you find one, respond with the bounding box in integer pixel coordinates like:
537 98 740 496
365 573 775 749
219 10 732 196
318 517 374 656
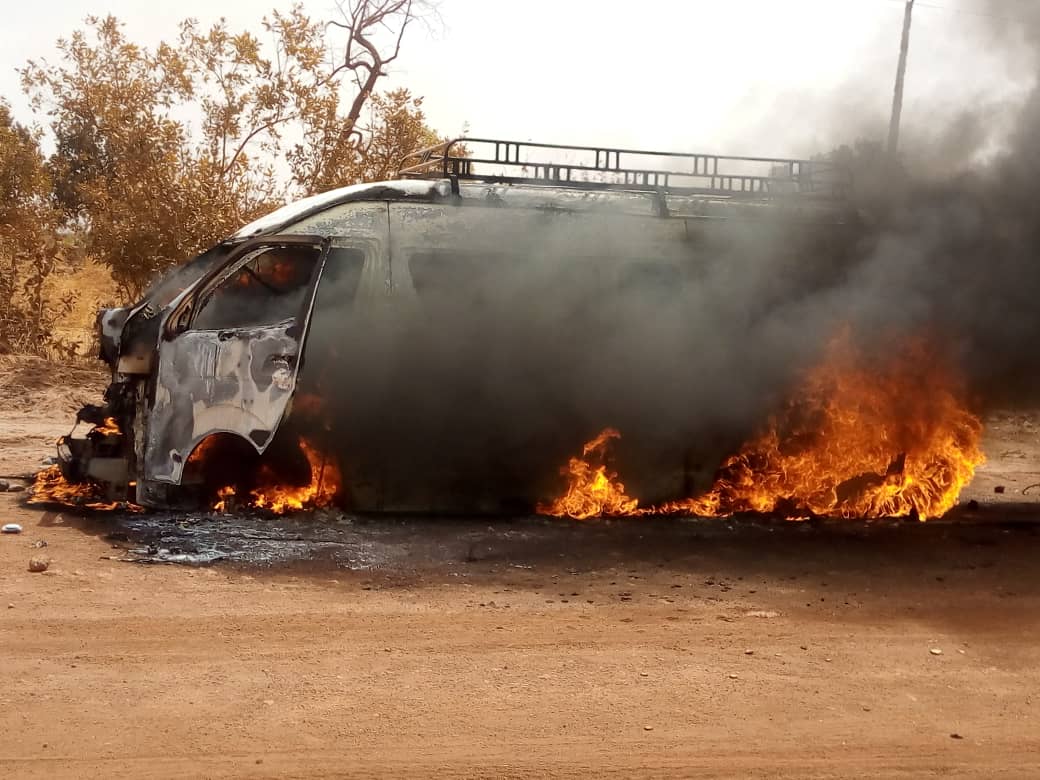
192 245 321 331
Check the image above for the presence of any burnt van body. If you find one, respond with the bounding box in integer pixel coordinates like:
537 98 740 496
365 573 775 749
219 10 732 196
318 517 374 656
60 139 855 512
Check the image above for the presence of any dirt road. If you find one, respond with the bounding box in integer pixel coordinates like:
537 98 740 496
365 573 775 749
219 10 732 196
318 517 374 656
2 361 1040 778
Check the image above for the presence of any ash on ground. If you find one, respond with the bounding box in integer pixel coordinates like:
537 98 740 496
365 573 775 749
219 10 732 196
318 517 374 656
93 505 1040 575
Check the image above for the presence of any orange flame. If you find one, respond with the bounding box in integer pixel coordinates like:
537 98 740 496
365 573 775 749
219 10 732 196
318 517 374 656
213 485 236 513
186 435 222 465
680 334 984 520
212 437 341 515
543 334 985 521
94 417 121 436
28 416 136 511
537 428 639 519
29 465 121 511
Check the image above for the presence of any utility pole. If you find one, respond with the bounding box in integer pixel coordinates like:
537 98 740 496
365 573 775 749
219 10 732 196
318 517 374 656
887 0 915 160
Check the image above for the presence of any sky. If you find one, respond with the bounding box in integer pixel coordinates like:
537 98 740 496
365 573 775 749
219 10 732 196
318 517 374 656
1 0 1034 162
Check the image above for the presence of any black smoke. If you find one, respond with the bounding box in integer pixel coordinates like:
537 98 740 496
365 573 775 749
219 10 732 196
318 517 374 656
289 5 1040 512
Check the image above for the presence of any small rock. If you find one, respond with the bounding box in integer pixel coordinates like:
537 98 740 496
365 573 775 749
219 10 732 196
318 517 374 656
728 673 739 679
28 557 50 573
643 725 653 731
994 485 1006 494
825 658 833 663
745 610 780 619
930 648 943 656
744 649 754 655
0 479 9 492
8 485 25 493
950 733 964 740
41 457 57 466
2 523 23 534
7 603 13 609
639 672 649 677
263 699 274 706
32 540 47 548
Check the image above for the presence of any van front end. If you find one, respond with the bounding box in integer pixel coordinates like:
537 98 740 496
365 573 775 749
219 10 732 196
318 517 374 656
52 306 149 506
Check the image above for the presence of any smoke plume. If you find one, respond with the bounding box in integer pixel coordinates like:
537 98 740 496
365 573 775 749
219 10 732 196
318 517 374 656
290 4 1040 511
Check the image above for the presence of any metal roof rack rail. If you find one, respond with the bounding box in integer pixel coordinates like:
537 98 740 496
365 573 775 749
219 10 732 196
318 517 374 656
398 138 850 200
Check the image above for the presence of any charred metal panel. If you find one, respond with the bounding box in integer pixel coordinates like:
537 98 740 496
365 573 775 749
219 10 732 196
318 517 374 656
97 307 130 365
280 200 390 240
86 457 129 484
231 181 448 240
386 201 693 300
144 236 331 487
142 222 389 494
280 202 392 304
144 324 301 484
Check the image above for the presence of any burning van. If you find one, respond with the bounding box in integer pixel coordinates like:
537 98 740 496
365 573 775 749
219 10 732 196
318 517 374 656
56 138 857 514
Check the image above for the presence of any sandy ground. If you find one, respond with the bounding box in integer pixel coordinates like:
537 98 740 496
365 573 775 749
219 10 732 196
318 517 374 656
2 358 1040 778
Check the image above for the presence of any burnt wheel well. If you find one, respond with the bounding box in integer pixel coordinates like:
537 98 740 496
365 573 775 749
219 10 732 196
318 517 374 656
182 431 315 503
183 433 262 492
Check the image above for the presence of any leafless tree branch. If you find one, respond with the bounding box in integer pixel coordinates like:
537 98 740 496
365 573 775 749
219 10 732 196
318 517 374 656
324 0 433 146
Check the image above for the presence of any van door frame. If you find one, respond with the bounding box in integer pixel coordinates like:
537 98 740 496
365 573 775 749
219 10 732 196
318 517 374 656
141 235 330 489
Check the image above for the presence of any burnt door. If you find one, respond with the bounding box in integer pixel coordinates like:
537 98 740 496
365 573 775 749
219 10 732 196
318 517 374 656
145 237 329 485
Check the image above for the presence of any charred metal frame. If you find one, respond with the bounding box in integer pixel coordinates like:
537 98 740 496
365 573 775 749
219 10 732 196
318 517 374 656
398 138 851 200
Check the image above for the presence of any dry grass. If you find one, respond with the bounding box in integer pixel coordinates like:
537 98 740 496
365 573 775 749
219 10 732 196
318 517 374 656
44 259 119 356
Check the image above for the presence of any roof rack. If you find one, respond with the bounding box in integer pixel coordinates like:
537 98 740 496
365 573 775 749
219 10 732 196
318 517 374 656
398 138 850 200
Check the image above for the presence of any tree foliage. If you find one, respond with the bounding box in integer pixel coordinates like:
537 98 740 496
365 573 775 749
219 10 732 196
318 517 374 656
292 88 443 193
12 2 444 308
0 101 77 356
